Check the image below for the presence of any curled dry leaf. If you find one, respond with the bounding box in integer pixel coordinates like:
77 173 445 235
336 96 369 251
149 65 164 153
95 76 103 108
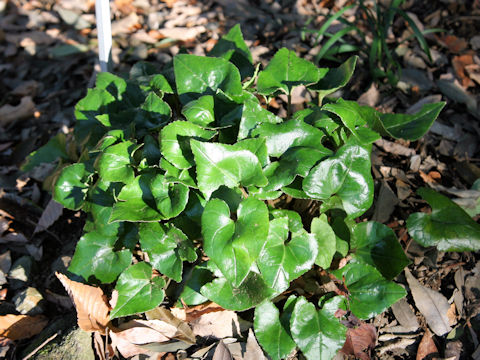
0 314 48 340
55 272 111 334
0 96 35 127
145 307 196 344
340 315 377 360
416 329 438 360
190 309 241 339
212 340 233 360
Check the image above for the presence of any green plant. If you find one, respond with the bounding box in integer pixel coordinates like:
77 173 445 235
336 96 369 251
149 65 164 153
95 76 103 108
24 25 446 359
303 0 441 84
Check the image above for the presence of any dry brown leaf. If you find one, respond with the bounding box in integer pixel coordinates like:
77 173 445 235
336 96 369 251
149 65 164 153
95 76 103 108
447 303 457 326
436 34 468 54
340 315 377 360
185 302 226 322
145 307 196 344
0 314 48 340
420 170 441 184
244 328 267 360
452 54 475 88
212 340 233 360
55 272 111 334
33 198 63 234
405 268 452 336
114 0 136 15
190 309 241 339
158 26 206 41
416 329 438 360
160 0 178 7
0 96 35 127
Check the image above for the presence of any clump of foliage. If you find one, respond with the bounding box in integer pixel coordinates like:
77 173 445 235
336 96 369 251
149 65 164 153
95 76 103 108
303 0 440 84
24 25 449 359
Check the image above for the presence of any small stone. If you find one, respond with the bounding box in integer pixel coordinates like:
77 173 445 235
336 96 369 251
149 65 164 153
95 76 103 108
8 256 33 289
13 287 45 315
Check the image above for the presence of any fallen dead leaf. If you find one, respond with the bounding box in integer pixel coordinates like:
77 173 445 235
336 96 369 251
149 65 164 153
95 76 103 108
190 309 241 339
11 80 40 97
158 26 206 41
213 340 233 360
419 170 441 184
55 272 111 333
144 307 196 344
340 314 377 360
114 0 136 15
416 329 438 360
452 54 475 88
0 314 48 340
161 0 178 7
0 96 36 127
111 13 140 36
405 268 452 336
0 232 28 245
33 198 64 234
447 303 457 327
436 34 468 54
244 328 267 360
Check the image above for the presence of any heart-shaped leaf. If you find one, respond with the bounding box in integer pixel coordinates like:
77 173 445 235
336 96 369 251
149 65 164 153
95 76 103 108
110 262 166 319
201 197 269 286
139 222 197 282
54 163 90 210
22 133 69 172
208 24 254 79
311 214 337 269
309 56 357 101
135 92 171 130
251 119 326 157
351 221 410 280
174 54 242 104
97 141 138 183
290 296 347 360
368 103 445 141
262 147 332 192
200 271 275 311
110 174 189 222
407 187 480 251
68 231 132 283
257 48 320 95
254 301 296 360
191 140 268 199
182 95 215 127
331 263 406 319
257 217 317 293
303 144 373 218
160 158 197 188
160 121 216 169
177 263 213 306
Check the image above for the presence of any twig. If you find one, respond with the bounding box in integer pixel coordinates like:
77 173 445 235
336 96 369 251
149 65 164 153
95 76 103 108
22 331 59 360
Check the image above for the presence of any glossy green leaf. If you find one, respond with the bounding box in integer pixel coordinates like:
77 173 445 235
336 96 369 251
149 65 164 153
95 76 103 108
309 55 357 101
139 222 197 282
257 48 320 95
220 98 282 140
351 222 410 280
110 174 189 222
53 163 90 210
254 301 296 360
96 72 144 107
208 24 254 79
263 147 332 192
407 187 480 251
174 54 242 104
372 103 445 141
191 140 268 199
269 209 303 233
177 263 213 306
97 141 137 183
200 271 275 311
143 135 161 166
74 88 115 146
149 74 174 94
160 121 216 169
68 231 132 283
251 119 326 157
182 95 215 127
136 92 171 130
110 262 166 319
332 263 406 319
22 133 69 171
257 217 317 293
303 144 374 218
201 197 269 286
311 214 337 269
160 158 197 188
290 296 347 360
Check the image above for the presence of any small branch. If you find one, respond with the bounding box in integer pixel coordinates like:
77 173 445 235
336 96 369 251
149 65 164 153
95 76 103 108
240 187 249 199
287 93 292 119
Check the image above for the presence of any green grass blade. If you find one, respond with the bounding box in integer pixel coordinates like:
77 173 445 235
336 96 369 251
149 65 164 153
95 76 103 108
315 26 357 63
313 4 355 45
396 8 433 61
